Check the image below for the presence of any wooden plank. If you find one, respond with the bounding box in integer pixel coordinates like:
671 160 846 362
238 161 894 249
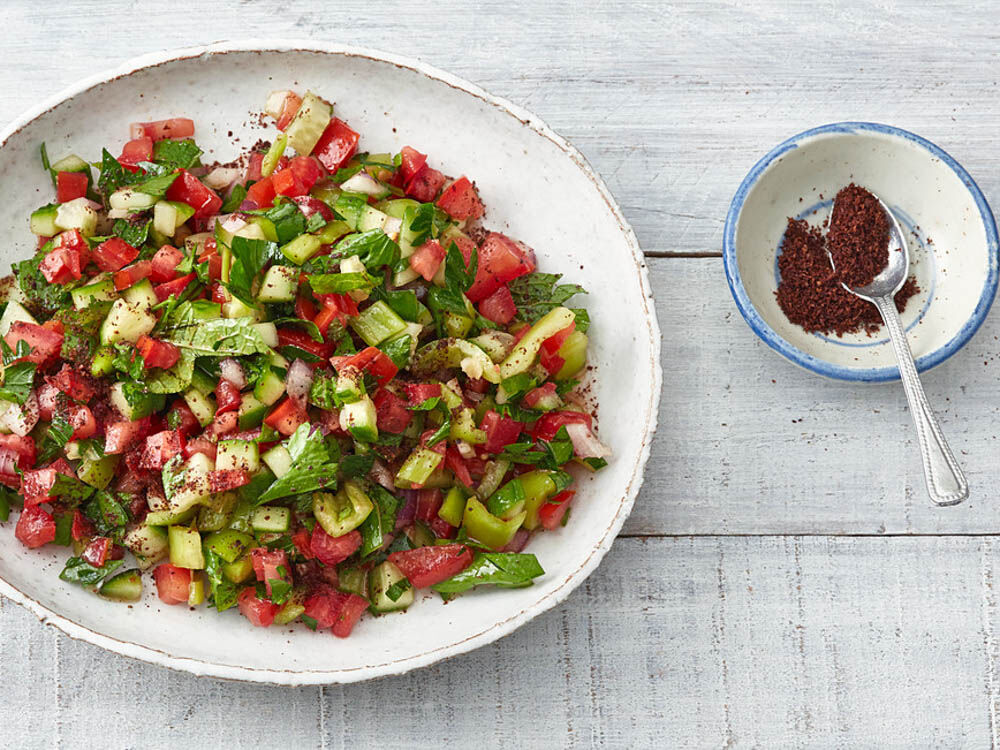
0 536 994 748
628 256 1000 535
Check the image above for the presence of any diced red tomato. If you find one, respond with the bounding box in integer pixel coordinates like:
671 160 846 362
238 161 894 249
113 260 152 290
136 335 181 370
138 430 184 470
67 404 97 440
290 156 322 191
313 118 360 172
314 293 358 332
263 397 309 437
481 410 524 454
272 156 321 198
150 245 183 282
277 328 333 359
540 322 575 358
0 448 21 489
274 92 302 130
246 175 275 207
428 516 457 540
104 418 151 454
415 489 443 523
208 469 251 493
409 239 447 282
237 587 279 627
332 346 398 387
215 379 242 414
154 563 192 605
399 146 428 183
94 237 139 273
20 458 76 506
81 536 113 568
310 527 361 567
388 544 473 588
251 548 290 596
531 410 593 441
373 389 412 434
303 588 342 629
71 510 95 541
56 171 89 203
437 176 485 220
445 445 473 488
538 490 576 531
39 245 83 284
5 322 63 367
166 399 201 437
36 383 59 421
165 169 221 220
291 195 334 222
183 436 217 461
466 233 536 302
153 273 196 302
538 348 564 375
477 285 518 325
405 164 446 202
332 593 368 638
295 296 317 321
15 506 56 549
522 382 558 409
46 364 95 402
448 234 478 266
291 528 315 560
245 152 265 184
119 136 153 166
208 410 238 438
0 434 36 470
404 383 441 406
130 118 195 141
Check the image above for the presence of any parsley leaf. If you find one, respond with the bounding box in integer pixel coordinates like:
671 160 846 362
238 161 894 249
152 138 202 170
204 549 238 612
113 218 150 248
508 273 590 332
220 183 248 213
0 357 36 405
431 552 544 594
14 252 71 313
358 484 401 557
225 236 280 306
36 413 73 464
256 424 338 503
340 453 375 479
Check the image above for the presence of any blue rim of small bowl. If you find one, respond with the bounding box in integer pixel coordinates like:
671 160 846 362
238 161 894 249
722 121 1000 383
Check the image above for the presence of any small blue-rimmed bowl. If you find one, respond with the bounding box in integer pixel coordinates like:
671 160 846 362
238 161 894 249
723 122 999 382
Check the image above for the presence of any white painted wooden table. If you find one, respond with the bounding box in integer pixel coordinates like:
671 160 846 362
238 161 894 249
3 1 999 746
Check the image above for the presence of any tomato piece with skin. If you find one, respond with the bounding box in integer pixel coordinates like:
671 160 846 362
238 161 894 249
150 245 184 282
68 404 97 440
332 593 369 638
466 233 536 302
237 587 279 627
445 445 473 488
291 195 334 221
245 152 265 184
405 164 446 202
21 458 76 506
46 364 95 402
404 383 442 406
113 260 153 290
208 469 250 493
274 92 302 130
291 528 315 560
165 170 221 220
313 118 361 172
104 418 151 455
130 118 195 141
531 410 593 442
71 510 95 541
538 490 576 531
138 430 184 470
246 175 275 207
166 399 201 437
215 379 241 414
480 410 525 454
154 563 192 605
0 434 36 469
136 335 181 370
310 527 361 567
372 389 411 434
119 136 153 166
522 382 558 409
303 588 342 629
277 327 333 359
388 544 474 589
5 322 63 366
477 285 518 325
183 436 217 462
56 171 89 203
415 489 443 523
437 176 485 220
314 293 358 333
271 166 305 197
540 322 576 357
399 146 427 183
295 296 317 321
332 346 398 387
409 239 447 281
82 537 113 568
208 410 238 438
153 273 196 302
251 547 290 596
15 506 56 549
263 397 309 436
94 237 139 273
40 246 82 284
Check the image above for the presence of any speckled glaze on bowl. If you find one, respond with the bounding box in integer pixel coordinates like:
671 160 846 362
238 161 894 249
0 41 661 684
724 122 999 382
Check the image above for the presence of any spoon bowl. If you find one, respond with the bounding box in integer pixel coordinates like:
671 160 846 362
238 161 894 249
845 194 911 301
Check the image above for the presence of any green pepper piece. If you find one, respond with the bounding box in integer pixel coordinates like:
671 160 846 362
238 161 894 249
395 447 444 488
521 471 559 530
486 478 527 520
313 480 374 537
202 529 255 563
438 486 468 527
462 496 526 550
499 306 576 379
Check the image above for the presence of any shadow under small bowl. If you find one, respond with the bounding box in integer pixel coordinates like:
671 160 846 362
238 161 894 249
723 122 999 382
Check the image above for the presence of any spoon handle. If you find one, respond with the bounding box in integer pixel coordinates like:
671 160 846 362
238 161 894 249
874 295 969 506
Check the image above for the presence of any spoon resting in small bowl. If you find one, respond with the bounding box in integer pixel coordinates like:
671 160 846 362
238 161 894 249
828 192 969 506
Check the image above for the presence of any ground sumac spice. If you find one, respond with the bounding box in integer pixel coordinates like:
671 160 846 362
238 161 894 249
827 184 890 289
775 215 919 337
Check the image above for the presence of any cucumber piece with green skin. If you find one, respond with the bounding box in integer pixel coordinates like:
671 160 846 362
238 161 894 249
153 200 196 237
350 300 406 347
98 569 143 602
280 234 322 265
499 306 576 379
29 204 59 236
109 188 157 212
196 491 238 532
221 295 261 320
261 133 287 178
51 154 90 173
0 300 37 335
252 322 278 347
253 369 286 406
163 453 214 513
377 198 419 220
216 439 260 473
183 388 215 427
314 219 351 244
189 367 217 396
472 331 516 363
284 91 332 155
438 486 468 526
123 524 169 566
369 561 413 612
109 382 165 421
237 394 268 429
71 275 117 310
144 506 197 527
358 205 389 232
251 505 291 533
55 199 98 236
202 529 255 563
256 265 299 303
249 216 279 242
335 367 363 404
262 444 292 478
313 482 373 538
339 395 378 442
90 345 114 377
394 447 445 488
554 330 588 380
77 455 119 490
273 593 306 625
122 278 157 310
338 566 368 597
188 576 205 606
100 298 156 345
222 555 254 584
168 525 205 569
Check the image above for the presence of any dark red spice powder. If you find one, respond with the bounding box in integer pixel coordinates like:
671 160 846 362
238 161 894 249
775 218 919 337
827 184 890 289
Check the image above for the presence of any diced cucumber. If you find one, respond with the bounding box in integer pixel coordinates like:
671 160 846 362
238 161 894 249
237 393 268 429
196 490 238 532
144 506 196 527
51 154 90 173
379 198 418 220
500 306 576 379
472 331 516 363
358 206 389 232
183 388 216 427
109 188 157 212
394 447 445 488
340 172 390 198
122 278 157 310
222 555 255 584
256 265 298 303
189 366 217 396
555 330 588 380
168 525 205 569
54 198 98 236
202 529 255 563
123 524 169 566
450 408 486 445
382 215 403 241
284 91 332 156
98 569 143 602
261 133 287 178
77 455 119 490
153 200 196 237
99 298 156 345
369 561 413 612
313 482 373 538
338 566 368 597
251 505 290 533
0 300 37 335
350 300 406 346
392 266 422 287
29 204 59 236
233 222 268 241
335 367 363 404
249 216 279 242
252 322 279 347
216 439 260 473
280 234 322 265
164 453 214 512
314 219 351 244
71 276 117 310
339 395 378 442
262 444 293 478
253 369 286 406
221 295 260 320
109 382 164 421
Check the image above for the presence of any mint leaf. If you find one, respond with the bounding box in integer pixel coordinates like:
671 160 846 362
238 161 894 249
133 171 179 199
59 556 124 588
431 552 544 594
221 183 247 213
0 360 36 405
153 139 202 170
36 413 73 464
113 218 150 248
145 349 196 394
50 473 97 505
358 484 401 557
308 372 338 410
224 236 279 306
249 202 306 245
160 318 273 357
271 317 323 343
256 424 338 503
508 273 590 333
340 453 374 479
308 272 375 295
334 229 400 270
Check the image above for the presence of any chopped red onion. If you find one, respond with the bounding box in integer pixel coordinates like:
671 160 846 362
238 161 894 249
369 458 396 491
218 358 246 389
395 491 418 529
203 166 242 191
501 528 531 553
565 422 611 459
239 199 260 212
286 359 314 409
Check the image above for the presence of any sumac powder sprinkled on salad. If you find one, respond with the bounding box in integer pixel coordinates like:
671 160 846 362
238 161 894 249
827 183 890 289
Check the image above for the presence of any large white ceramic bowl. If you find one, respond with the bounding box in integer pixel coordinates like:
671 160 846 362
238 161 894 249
724 123 999 382
0 42 660 683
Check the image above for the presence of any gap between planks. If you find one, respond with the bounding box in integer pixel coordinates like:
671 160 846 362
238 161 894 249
619 532 1000 539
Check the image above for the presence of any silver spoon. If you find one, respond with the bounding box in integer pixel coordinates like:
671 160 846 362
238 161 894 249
828 193 969 506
